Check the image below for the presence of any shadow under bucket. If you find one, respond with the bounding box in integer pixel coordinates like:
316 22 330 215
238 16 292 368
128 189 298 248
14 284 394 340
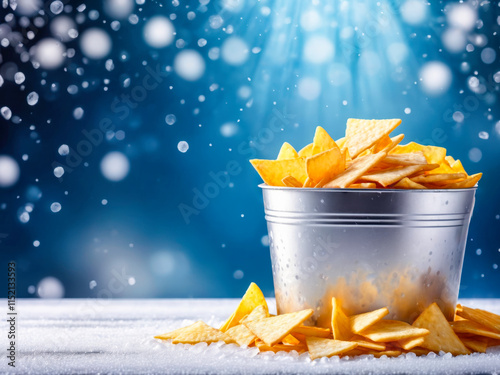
260 184 476 327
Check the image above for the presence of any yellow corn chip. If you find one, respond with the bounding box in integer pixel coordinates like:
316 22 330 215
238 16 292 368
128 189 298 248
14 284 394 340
372 135 393 153
345 118 402 158
303 177 314 187
360 320 429 343
331 297 352 340
409 347 432 356
412 303 470 355
292 325 331 338
393 177 427 189
255 339 306 353
398 336 425 350
172 321 235 344
244 309 314 346
450 159 466 174
250 158 307 187
306 147 344 183
306 337 358 360
155 321 204 340
350 335 386 351
226 324 256 347
385 134 405 153
451 320 500 339
336 137 346 149
459 336 488 353
442 173 482 189
239 304 269 324
350 182 377 189
350 307 389 334
282 175 302 188
323 151 387 188
277 142 299 160
312 126 338 155
220 282 268 332
383 152 427 166
282 334 301 345
390 142 446 165
361 164 439 187
411 173 467 184
298 143 314 158
487 338 500 347
456 304 500 333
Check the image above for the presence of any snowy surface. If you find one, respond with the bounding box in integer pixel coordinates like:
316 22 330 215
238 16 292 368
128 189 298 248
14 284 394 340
9 298 500 374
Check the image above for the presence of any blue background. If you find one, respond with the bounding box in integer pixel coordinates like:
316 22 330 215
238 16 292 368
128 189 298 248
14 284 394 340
0 0 499 298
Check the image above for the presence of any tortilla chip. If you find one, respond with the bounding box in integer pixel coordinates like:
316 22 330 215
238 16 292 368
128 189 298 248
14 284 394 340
306 337 358 360
282 175 302 187
442 173 482 189
298 143 314 158
292 325 331 338
411 173 467 184
312 126 338 155
277 142 299 160
409 347 432 356
390 143 446 165
398 336 425 350
226 324 257 347
393 177 427 189
351 335 386 351
351 307 389 334
303 177 314 187
336 137 346 149
361 164 439 187
244 309 314 346
172 321 235 344
383 152 427 166
250 158 307 187
239 304 269 324
306 147 344 183
459 335 487 353
360 320 429 343
282 334 301 345
323 151 387 188
451 320 500 340
456 304 500 332
412 303 470 355
331 297 352 340
255 339 306 353
220 282 268 332
155 321 203 340
350 182 377 188
345 118 402 158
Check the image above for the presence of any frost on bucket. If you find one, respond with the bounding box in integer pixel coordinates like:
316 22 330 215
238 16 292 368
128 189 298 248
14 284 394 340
154 282 500 359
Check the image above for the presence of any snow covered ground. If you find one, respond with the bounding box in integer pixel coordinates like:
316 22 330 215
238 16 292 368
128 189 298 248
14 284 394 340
9 299 500 374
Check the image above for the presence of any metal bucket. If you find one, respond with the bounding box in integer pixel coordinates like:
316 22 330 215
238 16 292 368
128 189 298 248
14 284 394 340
261 185 476 326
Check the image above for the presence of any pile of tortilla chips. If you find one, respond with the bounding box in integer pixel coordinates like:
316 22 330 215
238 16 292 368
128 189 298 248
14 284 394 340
155 283 500 359
250 119 482 189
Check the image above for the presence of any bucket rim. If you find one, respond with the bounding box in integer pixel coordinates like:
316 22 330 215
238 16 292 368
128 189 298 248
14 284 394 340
259 183 478 193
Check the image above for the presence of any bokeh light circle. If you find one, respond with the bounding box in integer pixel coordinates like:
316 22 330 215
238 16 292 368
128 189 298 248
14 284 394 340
100 151 130 181
143 16 175 48
0 156 20 188
174 50 205 81
80 28 112 59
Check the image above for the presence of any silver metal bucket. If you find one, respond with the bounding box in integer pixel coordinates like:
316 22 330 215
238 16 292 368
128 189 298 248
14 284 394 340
261 184 476 326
